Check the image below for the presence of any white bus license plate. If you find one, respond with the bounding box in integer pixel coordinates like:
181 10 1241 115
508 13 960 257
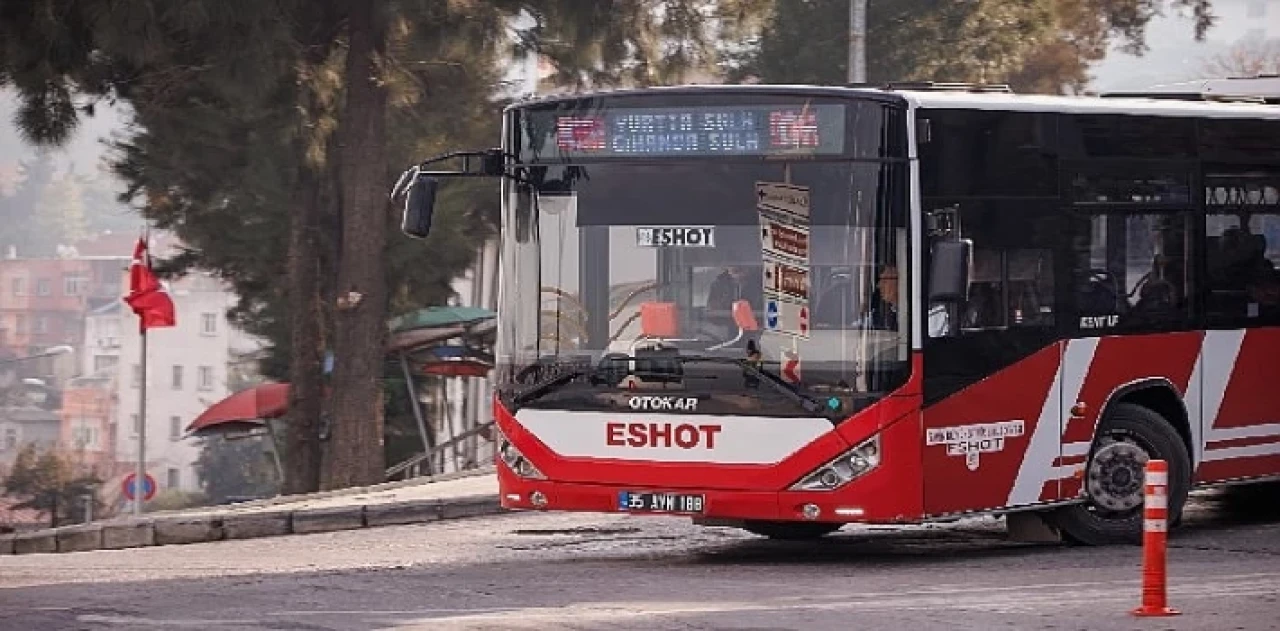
618 492 705 513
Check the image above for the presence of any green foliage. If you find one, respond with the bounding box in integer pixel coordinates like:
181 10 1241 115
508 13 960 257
733 0 1218 93
1 445 102 526
193 435 279 504
513 0 774 88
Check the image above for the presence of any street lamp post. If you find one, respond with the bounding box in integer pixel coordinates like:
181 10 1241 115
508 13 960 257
0 345 74 366
848 0 867 84
0 345 74 396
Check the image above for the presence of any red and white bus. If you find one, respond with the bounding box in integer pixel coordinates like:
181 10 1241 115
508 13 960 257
397 78 1280 545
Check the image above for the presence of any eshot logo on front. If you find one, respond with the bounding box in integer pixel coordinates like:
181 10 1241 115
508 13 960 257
606 422 723 449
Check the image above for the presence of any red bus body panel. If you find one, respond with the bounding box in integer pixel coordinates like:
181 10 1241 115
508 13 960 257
495 329 1280 524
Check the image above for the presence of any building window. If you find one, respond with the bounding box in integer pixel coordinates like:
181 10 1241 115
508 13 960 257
131 413 141 435
2 427 18 450
35 278 50 295
34 315 48 334
132 364 142 388
1247 0 1266 18
93 355 118 373
63 275 86 296
171 365 183 390
10 277 23 296
170 416 182 440
15 314 26 335
167 468 180 490
197 366 214 391
72 426 97 450
201 313 218 335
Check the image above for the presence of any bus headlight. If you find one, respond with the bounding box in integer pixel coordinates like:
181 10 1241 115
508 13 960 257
496 428 546 479
790 436 880 491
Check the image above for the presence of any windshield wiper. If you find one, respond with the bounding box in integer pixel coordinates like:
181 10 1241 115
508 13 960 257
508 353 828 417
671 354 825 415
510 367 593 407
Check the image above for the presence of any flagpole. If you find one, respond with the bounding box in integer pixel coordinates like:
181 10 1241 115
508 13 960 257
134 226 150 517
125 227 172 515
134 325 147 515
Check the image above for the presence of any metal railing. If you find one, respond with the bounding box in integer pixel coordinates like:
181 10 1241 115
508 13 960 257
384 420 495 480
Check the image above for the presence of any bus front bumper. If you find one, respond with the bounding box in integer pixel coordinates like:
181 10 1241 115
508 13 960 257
497 467 907 524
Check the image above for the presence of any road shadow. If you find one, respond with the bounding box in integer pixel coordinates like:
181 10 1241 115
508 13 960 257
1181 482 1280 529
659 484 1280 570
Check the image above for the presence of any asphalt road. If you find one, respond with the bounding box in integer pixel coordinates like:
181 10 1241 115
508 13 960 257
2 484 1278 631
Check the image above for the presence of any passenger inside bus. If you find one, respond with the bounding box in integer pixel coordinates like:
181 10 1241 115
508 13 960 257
810 264 898 330
1248 267 1280 317
1123 254 1183 325
1207 222 1273 318
706 266 748 312
702 264 763 339
859 265 900 329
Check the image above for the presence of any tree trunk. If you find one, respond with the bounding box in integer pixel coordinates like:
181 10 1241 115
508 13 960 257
282 161 325 495
323 0 389 489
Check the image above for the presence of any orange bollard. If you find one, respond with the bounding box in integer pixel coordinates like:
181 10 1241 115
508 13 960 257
1132 459 1180 617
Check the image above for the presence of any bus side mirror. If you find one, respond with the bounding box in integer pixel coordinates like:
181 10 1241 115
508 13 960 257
928 239 971 303
401 174 439 239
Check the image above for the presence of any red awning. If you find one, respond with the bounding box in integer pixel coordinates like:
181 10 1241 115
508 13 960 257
186 382 290 434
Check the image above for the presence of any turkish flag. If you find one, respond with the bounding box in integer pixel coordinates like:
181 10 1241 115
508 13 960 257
123 237 176 331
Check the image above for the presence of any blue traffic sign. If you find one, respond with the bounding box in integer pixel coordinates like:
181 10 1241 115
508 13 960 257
765 300 779 329
123 472 157 501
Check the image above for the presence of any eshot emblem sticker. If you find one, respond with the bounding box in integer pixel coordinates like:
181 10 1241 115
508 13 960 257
926 420 1026 471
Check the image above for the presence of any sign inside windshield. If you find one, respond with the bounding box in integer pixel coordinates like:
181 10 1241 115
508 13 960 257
636 227 716 247
757 181 812 339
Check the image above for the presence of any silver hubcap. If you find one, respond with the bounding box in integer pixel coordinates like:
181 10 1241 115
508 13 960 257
1085 438 1149 513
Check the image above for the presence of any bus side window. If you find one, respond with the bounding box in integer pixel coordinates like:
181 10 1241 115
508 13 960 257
1072 212 1193 331
1206 211 1280 324
960 248 1055 332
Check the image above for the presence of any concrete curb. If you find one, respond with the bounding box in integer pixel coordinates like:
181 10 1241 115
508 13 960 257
139 466 497 520
0 492 505 557
55 524 103 553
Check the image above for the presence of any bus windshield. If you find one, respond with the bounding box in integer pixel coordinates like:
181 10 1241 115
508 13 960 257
496 95 910 418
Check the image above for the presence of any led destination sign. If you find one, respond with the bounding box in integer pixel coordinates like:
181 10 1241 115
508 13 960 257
521 103 847 159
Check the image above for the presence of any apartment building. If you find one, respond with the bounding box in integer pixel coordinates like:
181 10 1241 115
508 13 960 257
112 269 255 493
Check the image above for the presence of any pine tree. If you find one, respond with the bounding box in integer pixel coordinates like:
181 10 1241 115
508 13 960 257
1 0 777 492
733 0 1218 93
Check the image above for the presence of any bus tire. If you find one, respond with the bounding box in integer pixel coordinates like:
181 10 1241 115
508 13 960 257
1049 402 1191 546
741 521 841 540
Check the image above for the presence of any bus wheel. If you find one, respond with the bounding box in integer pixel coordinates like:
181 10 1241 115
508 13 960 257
741 521 841 540
1050 402 1191 546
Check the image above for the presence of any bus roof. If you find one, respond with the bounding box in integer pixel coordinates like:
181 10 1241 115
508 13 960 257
509 81 1280 121
894 88 1280 120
